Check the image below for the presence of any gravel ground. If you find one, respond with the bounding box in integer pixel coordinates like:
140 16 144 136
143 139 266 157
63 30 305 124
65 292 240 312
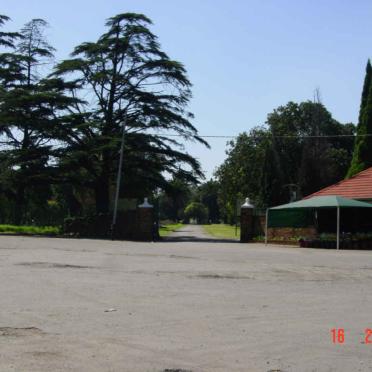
0 226 372 371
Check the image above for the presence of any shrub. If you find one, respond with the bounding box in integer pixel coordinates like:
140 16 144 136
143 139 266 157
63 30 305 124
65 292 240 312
64 214 111 238
184 202 208 224
0 225 59 235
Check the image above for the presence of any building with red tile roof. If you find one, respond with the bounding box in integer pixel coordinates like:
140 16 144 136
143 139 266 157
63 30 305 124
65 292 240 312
304 167 372 201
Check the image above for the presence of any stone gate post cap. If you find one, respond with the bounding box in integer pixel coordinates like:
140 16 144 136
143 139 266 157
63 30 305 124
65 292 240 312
241 197 254 208
139 197 153 208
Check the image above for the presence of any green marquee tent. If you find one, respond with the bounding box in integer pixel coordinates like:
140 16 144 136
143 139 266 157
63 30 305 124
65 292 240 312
265 195 372 250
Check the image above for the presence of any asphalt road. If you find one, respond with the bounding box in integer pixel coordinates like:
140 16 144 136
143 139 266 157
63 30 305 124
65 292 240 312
0 229 372 371
164 224 239 242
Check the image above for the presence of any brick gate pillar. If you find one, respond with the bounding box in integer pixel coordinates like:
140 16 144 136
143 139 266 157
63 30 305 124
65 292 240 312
136 198 154 241
240 197 254 243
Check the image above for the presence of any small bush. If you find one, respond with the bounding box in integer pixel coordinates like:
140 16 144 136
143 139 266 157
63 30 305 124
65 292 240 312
184 202 208 224
64 214 111 238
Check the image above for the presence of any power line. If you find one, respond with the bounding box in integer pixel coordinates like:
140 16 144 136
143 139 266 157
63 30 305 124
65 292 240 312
151 133 372 139
154 134 236 138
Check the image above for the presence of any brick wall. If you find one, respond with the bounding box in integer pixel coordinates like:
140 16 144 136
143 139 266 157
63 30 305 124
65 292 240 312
64 208 156 241
240 208 254 242
240 208 317 242
267 226 317 239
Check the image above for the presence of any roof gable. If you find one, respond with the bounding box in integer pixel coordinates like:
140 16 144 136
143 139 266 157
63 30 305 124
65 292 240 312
304 167 372 199
272 195 372 209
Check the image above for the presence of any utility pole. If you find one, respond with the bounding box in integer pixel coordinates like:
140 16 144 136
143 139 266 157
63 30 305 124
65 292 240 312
283 183 300 202
111 115 127 239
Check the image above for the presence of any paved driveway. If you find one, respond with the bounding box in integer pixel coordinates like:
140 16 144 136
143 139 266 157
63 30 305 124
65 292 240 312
0 234 371 371
165 224 238 242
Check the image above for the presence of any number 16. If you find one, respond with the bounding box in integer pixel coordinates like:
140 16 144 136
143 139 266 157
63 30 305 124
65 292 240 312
331 328 345 343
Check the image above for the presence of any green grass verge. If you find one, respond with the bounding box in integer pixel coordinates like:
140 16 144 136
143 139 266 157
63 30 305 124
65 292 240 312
159 223 183 237
202 224 240 239
0 225 60 235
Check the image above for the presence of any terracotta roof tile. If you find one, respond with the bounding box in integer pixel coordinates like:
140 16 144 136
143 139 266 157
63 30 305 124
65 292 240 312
304 167 372 200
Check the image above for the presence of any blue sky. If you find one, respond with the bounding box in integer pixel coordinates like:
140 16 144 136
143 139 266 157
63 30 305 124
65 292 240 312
2 0 372 178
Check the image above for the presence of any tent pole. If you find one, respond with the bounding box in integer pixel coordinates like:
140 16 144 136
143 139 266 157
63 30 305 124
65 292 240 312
265 209 269 246
336 206 340 250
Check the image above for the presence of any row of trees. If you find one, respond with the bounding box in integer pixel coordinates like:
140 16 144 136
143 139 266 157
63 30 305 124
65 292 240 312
0 13 207 225
214 58 372 224
214 100 356 223
158 98 357 225
347 60 372 177
159 85 372 225
1 13 370 228
158 178 220 223
140 58 372 226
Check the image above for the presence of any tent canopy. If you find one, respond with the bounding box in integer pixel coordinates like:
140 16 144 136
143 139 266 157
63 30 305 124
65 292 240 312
266 195 372 250
269 195 372 210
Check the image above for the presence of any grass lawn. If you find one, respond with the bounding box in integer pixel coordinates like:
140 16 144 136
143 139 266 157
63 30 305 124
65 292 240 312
0 225 60 236
202 224 240 239
159 223 183 237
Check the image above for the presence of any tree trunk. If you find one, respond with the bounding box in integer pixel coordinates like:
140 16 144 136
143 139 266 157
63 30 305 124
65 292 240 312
64 186 82 216
14 183 25 225
95 177 110 214
94 147 113 214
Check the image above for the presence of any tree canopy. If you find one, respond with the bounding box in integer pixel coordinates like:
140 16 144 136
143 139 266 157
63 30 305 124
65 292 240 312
0 12 368 231
0 13 208 224
0 17 73 223
215 101 355 223
184 201 208 224
347 60 372 178
52 13 208 213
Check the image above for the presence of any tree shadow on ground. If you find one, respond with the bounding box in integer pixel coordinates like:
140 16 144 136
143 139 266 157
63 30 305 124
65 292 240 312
161 234 240 244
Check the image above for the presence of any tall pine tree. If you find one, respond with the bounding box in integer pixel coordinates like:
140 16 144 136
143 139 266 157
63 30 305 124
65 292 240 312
347 60 372 177
0 19 76 223
0 15 20 48
53 13 208 213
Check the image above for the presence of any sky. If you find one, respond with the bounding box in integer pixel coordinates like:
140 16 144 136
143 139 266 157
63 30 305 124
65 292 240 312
2 0 372 178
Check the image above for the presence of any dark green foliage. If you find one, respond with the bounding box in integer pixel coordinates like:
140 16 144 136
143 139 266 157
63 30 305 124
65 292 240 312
353 82 372 172
0 12 365 231
158 176 192 221
215 128 272 223
0 13 206 227
347 60 372 178
184 202 208 224
215 101 356 220
266 101 354 199
53 13 208 213
0 15 20 48
194 180 220 223
64 214 112 238
64 211 148 240
0 18 74 224
158 177 220 223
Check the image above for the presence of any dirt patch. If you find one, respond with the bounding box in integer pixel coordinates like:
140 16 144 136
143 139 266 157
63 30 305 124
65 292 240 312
59 249 95 253
105 252 163 258
16 262 93 269
25 351 62 358
106 253 198 260
193 273 253 280
0 327 44 337
169 255 198 260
